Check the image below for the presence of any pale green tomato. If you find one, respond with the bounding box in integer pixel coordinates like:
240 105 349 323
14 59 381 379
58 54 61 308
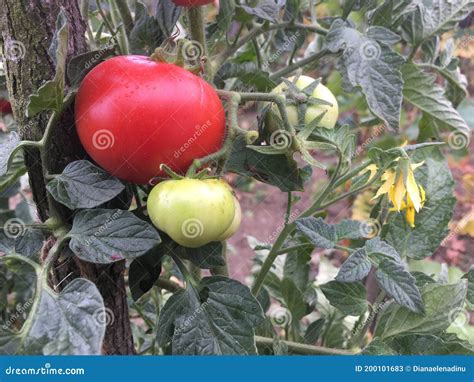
147 178 241 248
216 196 241 241
270 75 339 129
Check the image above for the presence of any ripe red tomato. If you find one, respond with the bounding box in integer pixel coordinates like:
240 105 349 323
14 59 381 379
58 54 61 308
0 99 12 114
75 56 225 184
173 0 213 6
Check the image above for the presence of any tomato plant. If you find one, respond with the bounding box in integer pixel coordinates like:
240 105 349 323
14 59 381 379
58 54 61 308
269 75 339 130
173 0 213 6
0 0 473 358
75 56 226 184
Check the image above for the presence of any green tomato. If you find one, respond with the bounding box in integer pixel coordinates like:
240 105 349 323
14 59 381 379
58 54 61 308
147 178 241 248
270 75 339 129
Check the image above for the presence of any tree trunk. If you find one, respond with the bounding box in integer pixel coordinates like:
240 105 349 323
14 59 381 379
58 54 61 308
0 0 135 355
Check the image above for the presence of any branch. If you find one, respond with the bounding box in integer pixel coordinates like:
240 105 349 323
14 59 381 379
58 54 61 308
255 336 354 355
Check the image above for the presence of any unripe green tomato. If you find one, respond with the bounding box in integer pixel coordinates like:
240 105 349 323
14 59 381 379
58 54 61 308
270 75 339 129
147 178 241 248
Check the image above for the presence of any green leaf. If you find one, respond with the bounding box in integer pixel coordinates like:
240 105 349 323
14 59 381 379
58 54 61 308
320 281 368 316
387 333 474 355
130 2 164 55
1 278 105 355
217 0 236 31
182 241 225 269
361 337 398 355
14 229 45 261
365 237 401 264
283 247 312 292
304 318 325 344
375 280 468 338
335 219 364 239
216 62 276 92
281 277 307 321
0 132 20 176
325 20 404 131
153 0 181 38
67 45 117 88
157 276 264 355
462 268 474 309
401 63 469 134
295 217 336 249
68 209 161 264
240 0 285 23
129 246 164 302
375 259 424 313
336 248 372 282
385 147 456 259
402 0 474 45
46 160 125 209
225 135 310 192
26 10 68 117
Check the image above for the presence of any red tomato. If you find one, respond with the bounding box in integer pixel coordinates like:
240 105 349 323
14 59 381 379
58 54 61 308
0 99 12 114
173 0 213 5
75 56 225 184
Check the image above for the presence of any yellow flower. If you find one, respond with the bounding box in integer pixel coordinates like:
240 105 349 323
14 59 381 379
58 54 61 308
389 185 426 227
372 158 426 227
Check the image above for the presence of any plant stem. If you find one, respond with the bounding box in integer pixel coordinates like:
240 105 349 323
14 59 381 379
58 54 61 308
155 277 182 293
96 0 115 37
215 22 328 69
269 49 330 80
108 0 130 55
187 6 211 80
255 336 353 355
3 253 41 274
251 223 292 296
252 151 342 295
115 0 133 36
274 243 313 256
211 242 230 277
334 243 353 252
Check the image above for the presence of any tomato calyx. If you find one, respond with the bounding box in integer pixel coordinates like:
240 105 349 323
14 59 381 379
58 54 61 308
150 39 206 74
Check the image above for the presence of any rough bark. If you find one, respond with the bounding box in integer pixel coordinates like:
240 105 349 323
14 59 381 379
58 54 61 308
0 0 135 355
